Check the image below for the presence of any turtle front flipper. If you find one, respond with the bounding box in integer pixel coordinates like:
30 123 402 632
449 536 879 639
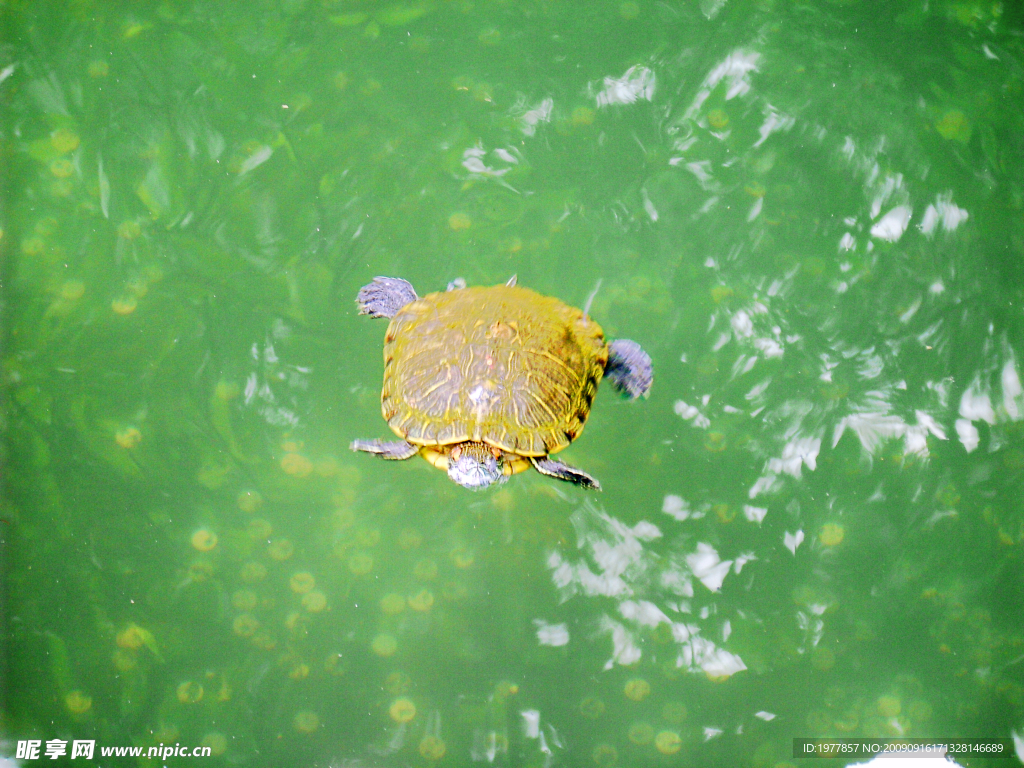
356 277 418 319
530 456 601 491
350 438 419 460
605 339 653 399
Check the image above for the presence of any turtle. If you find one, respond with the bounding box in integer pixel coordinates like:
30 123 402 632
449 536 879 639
350 275 653 490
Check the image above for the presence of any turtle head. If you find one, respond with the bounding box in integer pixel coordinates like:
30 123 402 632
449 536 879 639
447 442 506 490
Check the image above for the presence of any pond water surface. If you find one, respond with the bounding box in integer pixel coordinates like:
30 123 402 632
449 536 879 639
2 1 1024 766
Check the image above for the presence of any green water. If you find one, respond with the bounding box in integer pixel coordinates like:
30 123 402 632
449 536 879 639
2 0 1023 765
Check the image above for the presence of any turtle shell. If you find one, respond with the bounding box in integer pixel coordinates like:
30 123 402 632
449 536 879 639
381 284 608 457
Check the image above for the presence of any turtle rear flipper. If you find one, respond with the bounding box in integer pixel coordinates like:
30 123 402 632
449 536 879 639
531 456 601 491
605 339 653 399
356 277 418 319
350 438 419 460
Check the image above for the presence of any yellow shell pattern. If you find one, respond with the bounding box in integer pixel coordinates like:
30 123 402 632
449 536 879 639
381 284 607 457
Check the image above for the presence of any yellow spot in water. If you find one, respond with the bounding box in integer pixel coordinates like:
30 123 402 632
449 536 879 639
50 128 80 154
232 590 258 612
398 527 423 549
88 60 109 78
267 539 295 561
209 382 237 404
572 106 596 127
289 572 316 594
442 580 468 601
811 646 836 671
112 649 137 673
478 27 501 45
331 508 356 532
703 432 728 452
490 488 515 512
116 623 147 650
21 237 45 256
414 558 438 580
248 518 273 540
820 382 850 401
340 462 363 484
628 721 654 744
451 548 475 569
288 662 310 680
191 528 218 552
877 695 901 718
654 730 682 755
239 561 267 584
908 700 933 721
237 489 263 513
385 671 411 695
216 679 232 704
116 218 141 239
200 733 228 757
333 71 351 91
356 526 381 547
50 158 74 178
293 710 320 734
197 460 229 489
122 21 152 39
623 678 651 702
372 633 398 657
51 178 73 197
619 1 640 19
65 690 92 714
111 296 137 315
60 280 86 301
35 217 57 236
348 551 374 575
714 503 735 523
187 560 214 582
380 593 406 615
280 452 313 477
494 680 519 699
176 681 204 704
579 696 605 719
115 426 142 449
592 742 618 765
708 108 730 129
448 212 472 231
251 632 276 651
711 285 734 303
360 74 382 93
408 588 435 612
834 711 859 732
233 614 259 639
819 523 845 547
314 456 339 477
389 697 416 723
301 590 327 613
324 652 345 676
419 734 446 759
935 110 971 143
